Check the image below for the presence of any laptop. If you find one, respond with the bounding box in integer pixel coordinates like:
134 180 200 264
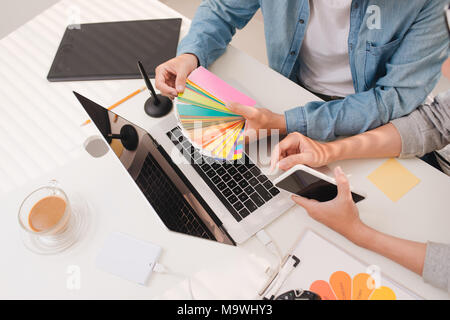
74 92 293 245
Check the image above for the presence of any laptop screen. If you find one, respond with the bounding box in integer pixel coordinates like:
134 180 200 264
74 92 234 245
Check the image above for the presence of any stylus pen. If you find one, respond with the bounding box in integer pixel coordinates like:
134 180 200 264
260 256 299 299
137 61 160 105
81 86 147 126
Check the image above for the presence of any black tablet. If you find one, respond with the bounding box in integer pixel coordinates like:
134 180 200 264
47 18 181 82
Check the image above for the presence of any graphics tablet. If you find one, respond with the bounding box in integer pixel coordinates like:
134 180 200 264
47 18 181 82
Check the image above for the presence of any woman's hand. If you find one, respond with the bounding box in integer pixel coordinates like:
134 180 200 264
292 166 428 276
291 166 365 242
155 53 199 99
271 132 332 171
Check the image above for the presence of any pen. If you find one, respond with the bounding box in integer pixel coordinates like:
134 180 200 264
259 255 300 299
137 61 160 105
264 258 297 299
81 86 147 126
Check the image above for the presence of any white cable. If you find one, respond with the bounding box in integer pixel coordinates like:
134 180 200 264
256 229 283 267
153 263 195 300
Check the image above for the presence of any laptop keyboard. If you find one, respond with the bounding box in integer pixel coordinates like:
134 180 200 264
167 127 280 222
136 153 214 241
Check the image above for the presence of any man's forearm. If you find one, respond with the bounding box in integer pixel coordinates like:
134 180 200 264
325 123 402 163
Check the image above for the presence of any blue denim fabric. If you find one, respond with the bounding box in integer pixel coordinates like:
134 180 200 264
177 0 449 141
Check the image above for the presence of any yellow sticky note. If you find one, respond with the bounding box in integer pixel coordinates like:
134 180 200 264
367 158 420 202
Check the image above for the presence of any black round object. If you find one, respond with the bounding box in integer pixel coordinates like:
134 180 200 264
144 94 173 118
119 124 139 151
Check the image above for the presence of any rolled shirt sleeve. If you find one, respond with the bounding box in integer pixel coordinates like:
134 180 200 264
423 242 450 293
390 91 450 158
285 106 307 136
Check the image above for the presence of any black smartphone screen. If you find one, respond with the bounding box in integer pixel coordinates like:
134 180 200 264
275 169 365 203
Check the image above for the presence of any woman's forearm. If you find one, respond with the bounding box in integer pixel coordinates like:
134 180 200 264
324 124 426 272
351 223 427 276
325 123 403 163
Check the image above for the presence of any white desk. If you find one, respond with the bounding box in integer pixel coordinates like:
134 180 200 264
1 0 449 300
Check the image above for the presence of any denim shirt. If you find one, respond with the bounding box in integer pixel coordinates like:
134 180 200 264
177 0 449 141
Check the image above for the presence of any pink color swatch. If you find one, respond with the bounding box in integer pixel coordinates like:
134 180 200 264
188 67 256 106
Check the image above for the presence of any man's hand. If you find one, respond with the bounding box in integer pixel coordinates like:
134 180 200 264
226 102 286 138
270 132 332 171
291 166 364 242
155 54 199 99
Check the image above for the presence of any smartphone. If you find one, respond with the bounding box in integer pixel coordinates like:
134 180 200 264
273 165 366 203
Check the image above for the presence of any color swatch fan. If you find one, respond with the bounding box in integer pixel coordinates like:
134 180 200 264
175 67 256 160
310 271 397 300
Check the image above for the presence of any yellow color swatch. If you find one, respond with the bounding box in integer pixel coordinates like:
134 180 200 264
178 87 229 112
367 158 420 202
369 286 396 300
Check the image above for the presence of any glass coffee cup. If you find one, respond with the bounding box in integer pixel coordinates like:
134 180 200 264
18 180 71 236
17 180 86 255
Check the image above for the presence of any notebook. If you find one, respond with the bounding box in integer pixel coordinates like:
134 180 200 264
262 229 421 300
47 18 181 82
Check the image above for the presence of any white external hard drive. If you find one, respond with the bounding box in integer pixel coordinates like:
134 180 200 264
96 232 162 285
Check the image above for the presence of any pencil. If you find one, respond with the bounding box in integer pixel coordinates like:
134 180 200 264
81 86 147 126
